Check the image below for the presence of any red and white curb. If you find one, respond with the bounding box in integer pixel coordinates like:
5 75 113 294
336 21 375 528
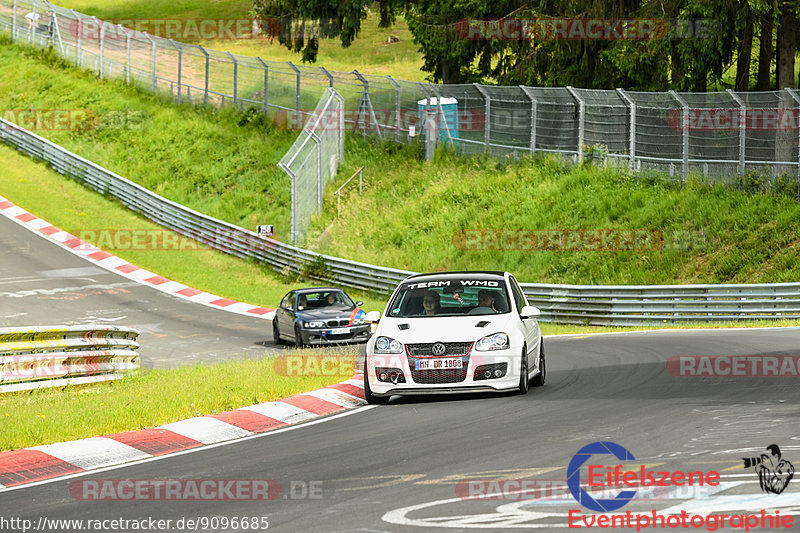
0 376 366 489
0 195 275 319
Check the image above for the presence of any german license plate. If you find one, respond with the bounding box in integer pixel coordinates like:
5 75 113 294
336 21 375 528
416 358 463 370
330 327 350 335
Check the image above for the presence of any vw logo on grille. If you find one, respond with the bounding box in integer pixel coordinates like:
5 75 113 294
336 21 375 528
431 342 446 356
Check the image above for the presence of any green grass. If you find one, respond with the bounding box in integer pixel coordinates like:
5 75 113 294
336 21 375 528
0 143 386 312
3 40 800 289
0 346 361 451
55 0 428 81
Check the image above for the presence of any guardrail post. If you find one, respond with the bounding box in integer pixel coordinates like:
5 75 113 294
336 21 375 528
287 61 301 128
473 83 490 151
670 90 689 184
786 88 800 186
170 39 182 103
617 88 636 170
225 51 238 107
145 34 157 92
727 89 746 177
566 86 584 161
520 86 537 154
198 46 209 106
255 57 269 114
386 76 402 143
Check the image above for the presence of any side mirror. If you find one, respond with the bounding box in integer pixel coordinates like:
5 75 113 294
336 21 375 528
364 310 381 323
355 301 364 307
520 305 540 319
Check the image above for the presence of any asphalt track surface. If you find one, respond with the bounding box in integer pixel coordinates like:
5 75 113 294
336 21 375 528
3 326 800 532
0 213 280 367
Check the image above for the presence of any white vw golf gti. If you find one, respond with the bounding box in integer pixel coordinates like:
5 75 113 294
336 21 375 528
363 271 545 404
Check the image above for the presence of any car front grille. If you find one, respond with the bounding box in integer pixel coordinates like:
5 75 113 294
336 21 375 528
326 319 350 327
406 342 472 357
407 342 473 384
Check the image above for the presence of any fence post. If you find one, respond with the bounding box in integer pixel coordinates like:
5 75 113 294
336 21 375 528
428 85 454 146
616 88 636 170
170 39 182 104
786 89 800 185
670 90 689 184
353 70 382 138
120 25 131 85
386 76 402 143
255 57 269 114
96 17 105 79
727 90 747 177
520 86 537 154
334 90 345 159
198 46 209 106
69 9 82 66
30 1 37 43
319 66 333 87
473 84 490 151
311 133 323 212
224 51 238 107
287 61 301 128
11 0 16 40
566 86 584 160
145 34 157 92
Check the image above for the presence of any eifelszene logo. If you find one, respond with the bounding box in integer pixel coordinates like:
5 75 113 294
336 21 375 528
744 444 795 495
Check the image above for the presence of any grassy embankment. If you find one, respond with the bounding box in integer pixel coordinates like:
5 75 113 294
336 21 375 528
2 38 800 451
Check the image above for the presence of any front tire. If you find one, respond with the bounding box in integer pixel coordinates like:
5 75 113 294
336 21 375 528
531 340 546 387
272 320 286 345
517 346 530 394
364 369 390 404
294 324 304 348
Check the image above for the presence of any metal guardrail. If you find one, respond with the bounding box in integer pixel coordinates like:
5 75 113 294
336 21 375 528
0 325 140 393
2 116 800 326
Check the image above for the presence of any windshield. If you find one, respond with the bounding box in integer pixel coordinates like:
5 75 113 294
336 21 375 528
386 278 510 318
296 290 354 310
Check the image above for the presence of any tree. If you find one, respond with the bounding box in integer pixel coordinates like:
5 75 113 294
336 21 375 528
735 0 755 90
775 0 798 88
756 0 775 90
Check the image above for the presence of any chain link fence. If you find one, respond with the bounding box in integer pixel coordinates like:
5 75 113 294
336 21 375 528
1 0 800 189
278 87 344 243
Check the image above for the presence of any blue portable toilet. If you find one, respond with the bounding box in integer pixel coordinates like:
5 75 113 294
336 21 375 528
417 96 459 146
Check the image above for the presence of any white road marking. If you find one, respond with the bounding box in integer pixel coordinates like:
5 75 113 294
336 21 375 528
158 417 252 445
30 438 151 470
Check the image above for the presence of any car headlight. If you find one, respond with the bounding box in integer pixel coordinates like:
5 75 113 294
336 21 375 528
374 336 404 354
303 321 325 328
352 318 365 325
475 332 509 351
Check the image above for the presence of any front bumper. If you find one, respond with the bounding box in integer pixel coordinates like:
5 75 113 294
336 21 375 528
299 325 371 345
366 348 522 396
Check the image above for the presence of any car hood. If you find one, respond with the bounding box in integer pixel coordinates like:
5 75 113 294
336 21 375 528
296 307 359 321
377 314 517 343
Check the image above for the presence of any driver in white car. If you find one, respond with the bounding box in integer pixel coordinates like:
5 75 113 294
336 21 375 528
468 289 498 314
